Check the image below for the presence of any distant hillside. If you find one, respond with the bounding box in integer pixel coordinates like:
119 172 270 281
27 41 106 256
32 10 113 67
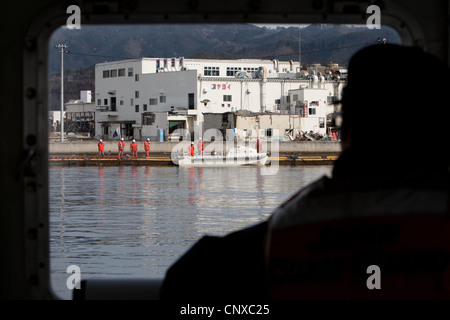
49 24 399 71
48 24 400 110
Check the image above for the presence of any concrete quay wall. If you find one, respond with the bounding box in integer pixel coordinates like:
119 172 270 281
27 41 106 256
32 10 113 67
49 140 342 156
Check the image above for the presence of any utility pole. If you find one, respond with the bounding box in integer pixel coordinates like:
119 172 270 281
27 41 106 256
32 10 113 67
298 26 302 72
55 44 68 142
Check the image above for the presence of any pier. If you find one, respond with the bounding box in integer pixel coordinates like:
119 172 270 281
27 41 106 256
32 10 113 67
48 140 341 166
48 155 338 166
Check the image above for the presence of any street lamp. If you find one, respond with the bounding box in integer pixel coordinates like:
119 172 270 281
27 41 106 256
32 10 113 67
55 44 68 142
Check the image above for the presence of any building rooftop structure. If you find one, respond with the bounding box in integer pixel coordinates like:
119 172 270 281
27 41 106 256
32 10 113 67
96 57 346 81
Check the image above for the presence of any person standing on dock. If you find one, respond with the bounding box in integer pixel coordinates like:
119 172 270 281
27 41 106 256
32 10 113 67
130 139 138 158
118 138 125 159
98 139 105 158
256 138 262 153
188 142 195 156
144 138 151 158
197 138 204 156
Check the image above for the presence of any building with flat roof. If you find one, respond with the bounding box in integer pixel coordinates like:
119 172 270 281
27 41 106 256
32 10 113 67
94 57 344 141
64 90 96 136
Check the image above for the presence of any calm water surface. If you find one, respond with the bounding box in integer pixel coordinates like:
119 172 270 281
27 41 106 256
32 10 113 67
49 165 332 299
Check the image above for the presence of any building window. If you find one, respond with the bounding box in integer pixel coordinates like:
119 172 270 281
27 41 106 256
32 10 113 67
143 104 147 111
222 104 225 107
135 74 139 82
120 100 124 106
97 99 101 105
226 67 241 76
310 101 319 106
149 98 158 105
160 95 166 103
327 96 336 103
223 95 232 102
135 105 139 112
130 98 134 106
309 108 316 115
118 68 125 77
110 69 117 77
104 99 108 105
293 94 298 101
204 66 219 76
188 93 194 109
102 70 110 78
128 67 133 77
110 97 117 111
135 91 139 98
319 117 325 128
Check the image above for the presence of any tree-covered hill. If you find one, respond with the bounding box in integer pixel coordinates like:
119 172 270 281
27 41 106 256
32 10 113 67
48 24 400 110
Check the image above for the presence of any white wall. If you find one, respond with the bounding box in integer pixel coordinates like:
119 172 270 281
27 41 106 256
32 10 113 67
80 90 92 103
95 59 142 113
95 58 344 139
197 79 261 114
183 58 297 78
288 87 328 134
49 111 64 125
139 70 197 113
141 112 168 141
197 78 340 115
95 60 197 139
236 114 300 139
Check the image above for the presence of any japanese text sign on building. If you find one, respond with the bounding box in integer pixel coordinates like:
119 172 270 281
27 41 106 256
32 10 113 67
212 84 231 90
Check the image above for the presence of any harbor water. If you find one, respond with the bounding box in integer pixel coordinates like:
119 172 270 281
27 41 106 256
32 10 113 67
49 165 333 299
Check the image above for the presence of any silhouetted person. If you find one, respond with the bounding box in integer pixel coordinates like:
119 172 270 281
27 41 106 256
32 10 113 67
160 44 450 300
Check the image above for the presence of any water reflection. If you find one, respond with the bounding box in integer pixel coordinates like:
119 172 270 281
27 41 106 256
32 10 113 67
49 165 332 299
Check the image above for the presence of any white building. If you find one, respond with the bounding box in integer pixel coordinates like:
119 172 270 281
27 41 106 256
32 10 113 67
64 90 96 135
94 57 344 141
287 87 329 135
50 90 95 137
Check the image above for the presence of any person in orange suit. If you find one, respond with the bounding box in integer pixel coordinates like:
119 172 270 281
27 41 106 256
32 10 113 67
118 137 125 159
144 138 151 158
197 138 204 156
188 142 195 156
98 139 105 158
256 138 262 153
130 139 138 158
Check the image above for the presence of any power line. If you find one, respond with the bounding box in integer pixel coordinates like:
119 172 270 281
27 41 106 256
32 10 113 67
67 50 138 61
63 40 375 63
